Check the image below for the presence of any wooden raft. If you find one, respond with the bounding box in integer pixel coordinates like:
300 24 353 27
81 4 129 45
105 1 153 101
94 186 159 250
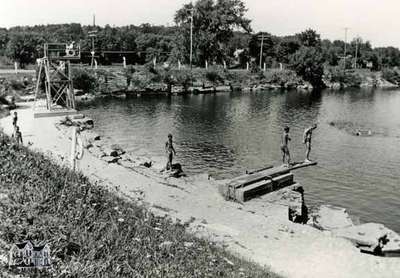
219 161 317 203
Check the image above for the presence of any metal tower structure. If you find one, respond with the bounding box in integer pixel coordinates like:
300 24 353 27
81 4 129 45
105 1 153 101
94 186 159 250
35 43 80 111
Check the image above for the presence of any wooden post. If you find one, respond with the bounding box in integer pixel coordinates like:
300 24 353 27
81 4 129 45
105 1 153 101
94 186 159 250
205 60 208 69
123 56 126 68
34 60 43 108
263 63 266 71
67 60 75 109
178 60 181 70
259 34 264 70
70 126 77 171
223 60 226 69
246 62 249 71
189 7 193 69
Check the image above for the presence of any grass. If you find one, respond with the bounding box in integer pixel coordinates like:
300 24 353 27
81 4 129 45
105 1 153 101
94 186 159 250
0 134 281 278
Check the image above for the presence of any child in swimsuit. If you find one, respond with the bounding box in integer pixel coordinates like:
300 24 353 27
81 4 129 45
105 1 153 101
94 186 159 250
281 126 291 166
165 133 176 171
14 126 23 146
12 112 18 127
303 124 317 162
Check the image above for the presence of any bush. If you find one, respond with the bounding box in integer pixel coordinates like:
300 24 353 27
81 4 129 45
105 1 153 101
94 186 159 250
263 69 302 88
72 68 98 93
382 68 400 85
205 67 225 84
326 68 362 88
289 46 325 88
8 79 25 90
173 69 192 89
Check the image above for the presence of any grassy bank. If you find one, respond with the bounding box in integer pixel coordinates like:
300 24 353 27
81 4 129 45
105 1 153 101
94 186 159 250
0 134 280 278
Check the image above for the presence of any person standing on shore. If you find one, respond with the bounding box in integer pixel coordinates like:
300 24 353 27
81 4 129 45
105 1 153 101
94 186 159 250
280 126 291 166
13 126 23 146
303 124 317 162
165 133 176 171
12 112 18 128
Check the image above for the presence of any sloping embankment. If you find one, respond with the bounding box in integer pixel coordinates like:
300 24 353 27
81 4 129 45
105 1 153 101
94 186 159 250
0 134 278 278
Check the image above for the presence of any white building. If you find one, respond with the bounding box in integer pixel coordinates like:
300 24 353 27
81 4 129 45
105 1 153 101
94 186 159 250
9 240 51 268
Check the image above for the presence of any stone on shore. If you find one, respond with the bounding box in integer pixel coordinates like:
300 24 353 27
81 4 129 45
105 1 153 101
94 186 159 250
118 154 152 168
263 184 308 224
309 205 354 231
88 145 105 158
150 156 167 171
102 147 119 157
333 223 400 256
84 131 101 142
102 156 120 164
60 115 94 130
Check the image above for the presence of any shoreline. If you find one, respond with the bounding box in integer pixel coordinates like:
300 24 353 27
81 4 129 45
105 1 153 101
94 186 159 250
1 102 400 278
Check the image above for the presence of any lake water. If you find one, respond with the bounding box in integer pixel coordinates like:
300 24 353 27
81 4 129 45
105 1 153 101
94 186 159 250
79 89 400 233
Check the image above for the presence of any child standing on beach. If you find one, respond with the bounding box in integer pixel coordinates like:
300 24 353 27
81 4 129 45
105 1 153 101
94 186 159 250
280 126 291 166
13 126 23 146
165 133 176 171
12 112 18 127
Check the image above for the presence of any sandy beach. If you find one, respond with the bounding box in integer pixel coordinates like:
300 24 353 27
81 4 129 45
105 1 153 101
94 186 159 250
1 102 400 278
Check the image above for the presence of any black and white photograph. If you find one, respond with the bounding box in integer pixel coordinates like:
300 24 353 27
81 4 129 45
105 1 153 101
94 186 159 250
0 0 399 277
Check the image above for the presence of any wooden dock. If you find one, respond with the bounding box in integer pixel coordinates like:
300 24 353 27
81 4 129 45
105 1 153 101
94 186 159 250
219 161 317 203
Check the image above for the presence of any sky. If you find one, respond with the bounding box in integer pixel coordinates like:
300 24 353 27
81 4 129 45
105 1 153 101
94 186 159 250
0 0 399 47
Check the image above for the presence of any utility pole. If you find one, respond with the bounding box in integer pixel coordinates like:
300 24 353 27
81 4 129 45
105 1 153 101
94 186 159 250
354 36 359 69
258 33 264 70
343 27 349 71
89 14 97 68
189 5 194 69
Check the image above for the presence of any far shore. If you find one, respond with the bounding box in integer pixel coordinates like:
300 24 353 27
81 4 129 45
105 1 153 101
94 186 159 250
1 101 400 278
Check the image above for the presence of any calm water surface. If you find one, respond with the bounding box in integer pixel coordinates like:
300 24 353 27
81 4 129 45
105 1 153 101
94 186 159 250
79 89 400 232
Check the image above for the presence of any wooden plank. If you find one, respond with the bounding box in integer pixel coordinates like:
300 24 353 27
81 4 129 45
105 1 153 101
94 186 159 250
234 173 294 203
235 179 273 203
289 161 317 171
245 165 273 175
228 165 290 190
272 173 294 190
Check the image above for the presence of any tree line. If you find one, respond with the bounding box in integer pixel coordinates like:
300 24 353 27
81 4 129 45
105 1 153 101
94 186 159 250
1 0 400 86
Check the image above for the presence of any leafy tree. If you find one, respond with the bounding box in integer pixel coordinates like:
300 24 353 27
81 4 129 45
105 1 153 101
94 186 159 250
297 29 321 47
275 36 301 63
249 32 276 65
5 32 44 67
0 28 8 56
289 46 325 88
174 0 252 66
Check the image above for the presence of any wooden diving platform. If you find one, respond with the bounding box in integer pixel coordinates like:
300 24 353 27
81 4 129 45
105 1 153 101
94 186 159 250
219 161 317 203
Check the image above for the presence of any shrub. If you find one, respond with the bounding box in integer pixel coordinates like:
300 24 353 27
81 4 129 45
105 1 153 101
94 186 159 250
382 68 400 85
205 67 225 84
326 68 362 88
263 69 302 88
72 68 98 93
289 46 325 88
173 69 192 89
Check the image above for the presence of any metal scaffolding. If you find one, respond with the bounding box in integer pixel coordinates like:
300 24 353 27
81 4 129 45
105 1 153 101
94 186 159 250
35 43 80 110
